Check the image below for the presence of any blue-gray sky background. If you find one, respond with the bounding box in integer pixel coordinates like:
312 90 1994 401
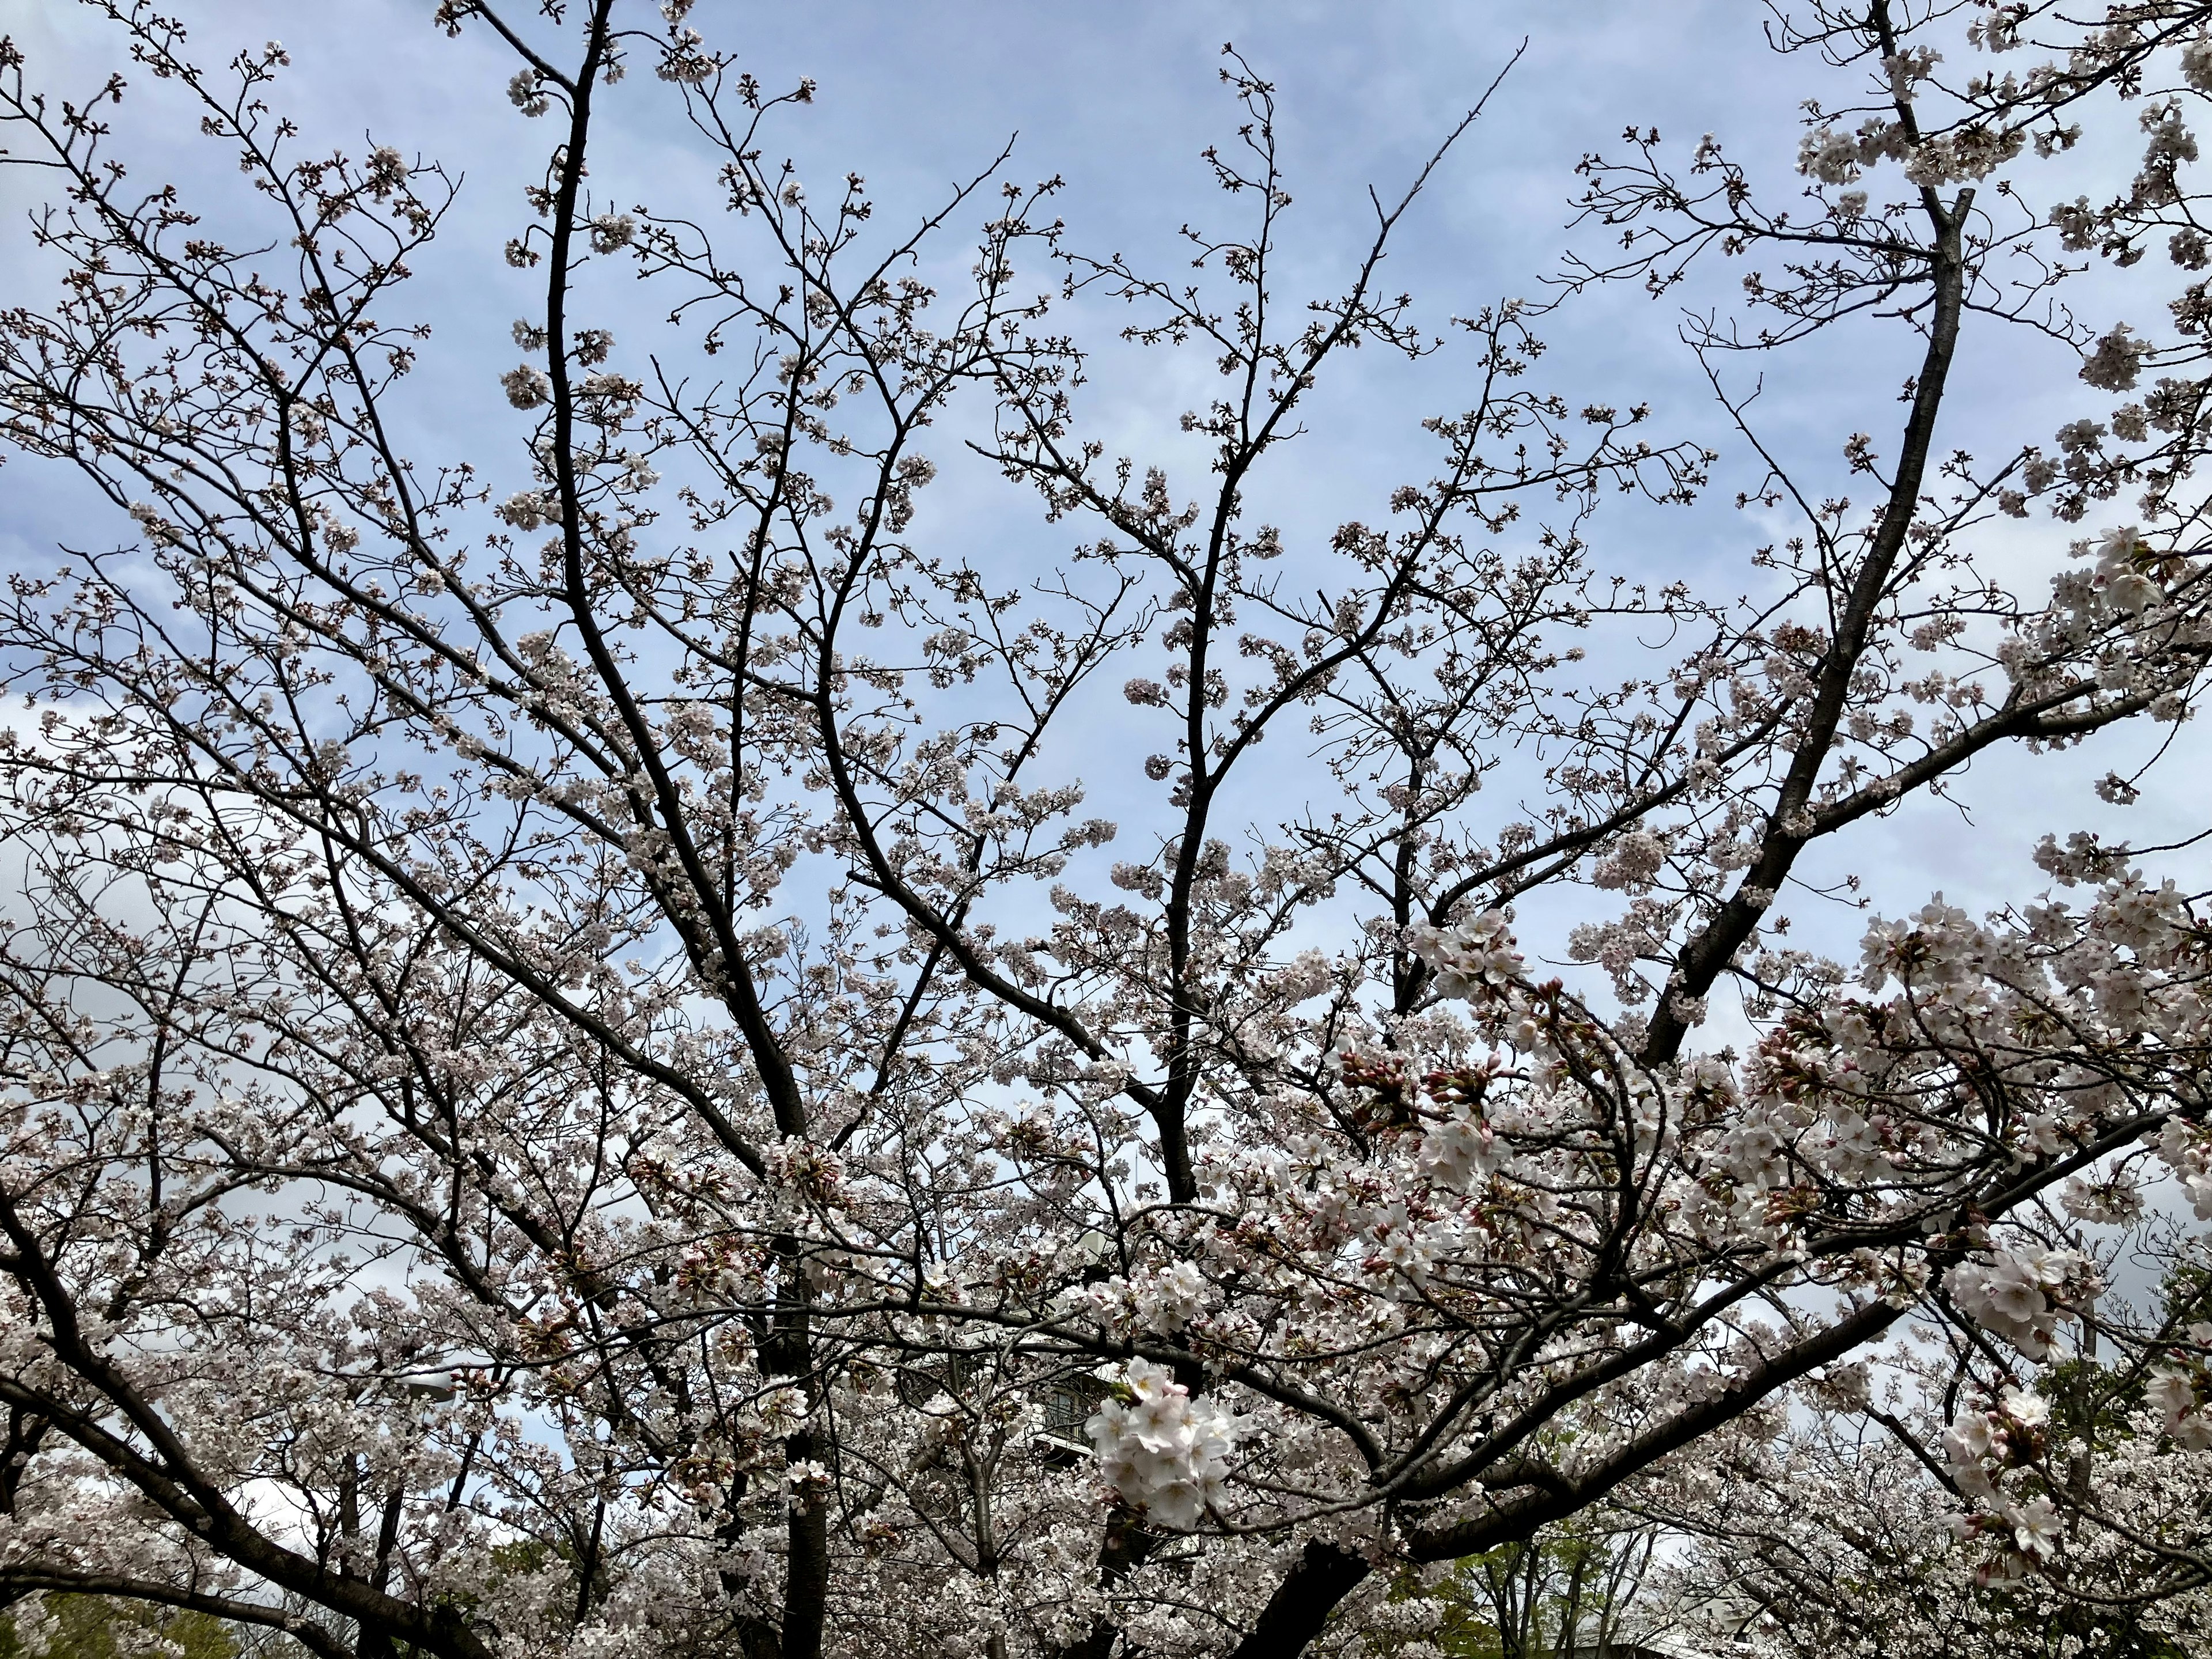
2 0 2199 991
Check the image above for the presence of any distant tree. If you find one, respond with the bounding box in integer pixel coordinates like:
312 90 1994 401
1369 1520 1664 1659
0 1596 237 1659
1450 1526 1661 1659
1643 1241 2212 1659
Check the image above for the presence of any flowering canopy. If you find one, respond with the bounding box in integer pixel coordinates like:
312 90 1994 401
0 3 2210 1658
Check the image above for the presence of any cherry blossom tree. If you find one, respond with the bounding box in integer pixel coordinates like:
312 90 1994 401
1641 1236 2212 1659
0 3 2209 1658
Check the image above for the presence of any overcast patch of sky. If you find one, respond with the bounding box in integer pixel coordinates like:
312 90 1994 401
2 0 2202 983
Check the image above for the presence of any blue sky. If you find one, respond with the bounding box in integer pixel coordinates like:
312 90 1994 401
1 0 2198 976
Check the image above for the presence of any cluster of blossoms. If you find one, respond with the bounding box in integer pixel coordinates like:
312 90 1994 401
1942 1387 2051 1504
1415 1094 1509 1191
1083 1359 1240 1529
2153 1116 2212 1218
1051 1259 1213 1335
1950 1491 2066 1584
1944 1247 2096 1359
1404 910 1523 998
2147 1327 2212 1451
